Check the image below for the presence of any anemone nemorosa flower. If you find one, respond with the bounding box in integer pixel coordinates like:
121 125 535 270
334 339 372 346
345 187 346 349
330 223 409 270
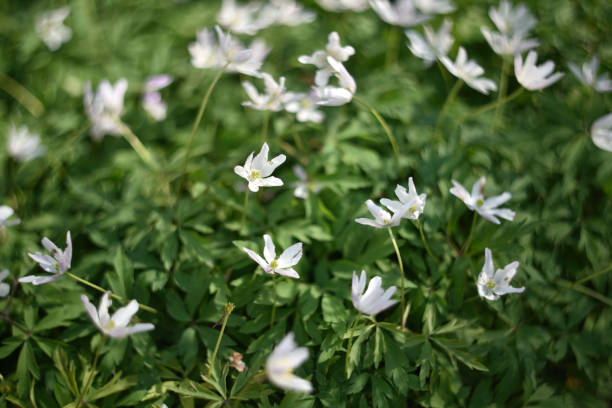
380 177 427 220
450 177 515 224
352 270 397 315
514 51 564 91
591 113 612 152
355 199 404 228
568 56 612 93
81 292 155 338
234 142 286 192
266 332 312 393
83 78 128 141
0 205 21 229
36 7 72 51
441 47 497 94
20 231 72 285
7 125 46 162
477 248 524 301
242 234 303 279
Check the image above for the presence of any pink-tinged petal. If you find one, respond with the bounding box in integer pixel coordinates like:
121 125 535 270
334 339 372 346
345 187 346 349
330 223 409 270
275 267 300 279
41 237 60 254
242 247 270 272
81 295 101 328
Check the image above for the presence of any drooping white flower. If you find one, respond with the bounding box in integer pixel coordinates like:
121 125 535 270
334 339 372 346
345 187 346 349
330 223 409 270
480 27 538 56
369 0 430 27
450 177 515 224
234 142 286 192
351 270 397 315
380 177 427 220
488 1 536 37
477 248 524 301
217 0 263 35
266 332 312 393
81 292 155 338
413 0 455 15
242 234 303 279
316 0 369 12
142 75 173 121
514 51 564 91
0 269 10 298
258 0 316 28
406 18 454 67
298 31 355 87
314 57 356 106
35 6 72 51
355 199 404 228
189 28 224 69
7 125 45 162
0 205 20 229
83 78 128 141
20 231 72 285
441 47 497 94
568 56 612 93
291 165 322 199
241 73 288 111
591 113 612 152
284 92 325 123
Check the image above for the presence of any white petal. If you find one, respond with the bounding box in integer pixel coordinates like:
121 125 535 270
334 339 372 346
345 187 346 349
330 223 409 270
263 234 276 264
277 242 303 268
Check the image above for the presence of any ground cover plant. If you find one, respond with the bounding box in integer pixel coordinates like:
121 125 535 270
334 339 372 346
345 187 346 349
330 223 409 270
1 0 611 406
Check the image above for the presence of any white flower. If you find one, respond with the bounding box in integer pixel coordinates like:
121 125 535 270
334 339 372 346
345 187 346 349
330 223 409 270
351 270 397 315
380 177 427 220
217 0 263 35
477 248 524 301
83 78 128 141
142 75 173 121
258 0 316 28
284 92 325 123
35 7 72 51
234 142 286 192
480 27 538 56
450 177 515 224
316 0 369 12
488 1 536 36
81 292 155 338
413 0 455 15
7 125 45 162
0 205 20 229
20 231 72 285
266 332 312 393
514 51 564 91
568 56 612 93
291 165 322 199
406 18 454 67
0 269 10 298
441 47 497 94
355 199 404 228
313 57 356 106
242 73 287 111
298 32 355 87
188 28 224 69
242 234 303 279
591 113 612 152
369 0 430 27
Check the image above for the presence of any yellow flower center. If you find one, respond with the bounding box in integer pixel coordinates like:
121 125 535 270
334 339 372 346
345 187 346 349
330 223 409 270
105 320 116 330
270 259 278 269
486 280 496 289
476 198 484 207
250 170 261 180
408 205 417 214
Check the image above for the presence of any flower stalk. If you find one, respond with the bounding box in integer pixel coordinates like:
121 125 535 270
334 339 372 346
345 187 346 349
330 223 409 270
416 219 439 265
387 227 406 330
353 95 399 158
208 303 234 377
433 79 463 142
270 274 277 328
461 211 478 255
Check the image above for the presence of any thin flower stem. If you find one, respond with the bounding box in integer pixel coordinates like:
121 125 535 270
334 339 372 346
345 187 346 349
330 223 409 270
75 336 105 408
241 190 249 230
433 79 463 142
460 87 524 123
0 72 45 117
416 219 439 265
436 59 451 90
353 95 400 158
208 303 234 377
262 111 270 142
118 122 157 169
345 312 362 379
178 65 227 193
492 59 510 129
461 212 478 255
387 227 406 330
270 274 277 328
66 272 157 314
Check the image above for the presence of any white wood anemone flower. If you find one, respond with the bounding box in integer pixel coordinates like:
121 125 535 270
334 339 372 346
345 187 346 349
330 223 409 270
406 18 454 67
413 0 455 15
355 199 404 228
591 112 612 152
266 332 312 393
488 0 536 37
20 231 72 285
568 56 612 93
0 269 10 298
7 125 46 162
450 177 515 224
234 142 286 192
142 75 173 121
480 27 538 56
0 205 21 229
514 51 564 91
241 73 288 111
242 234 303 279
284 91 325 123
314 57 356 106
369 0 430 27
298 31 355 88
81 292 155 338
351 270 397 315
316 0 369 12
380 177 427 220
477 248 524 301
83 78 128 141
35 6 72 51
441 47 497 95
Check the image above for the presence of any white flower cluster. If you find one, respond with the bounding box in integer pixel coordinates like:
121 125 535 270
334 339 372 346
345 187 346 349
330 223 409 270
217 0 315 35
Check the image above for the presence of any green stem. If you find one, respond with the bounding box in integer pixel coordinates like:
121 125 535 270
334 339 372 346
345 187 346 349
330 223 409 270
353 95 400 158
345 312 361 379
461 212 478 255
385 26 401 69
387 227 406 330
66 272 157 314
492 59 510 129
262 111 270 142
178 65 227 193
270 274 277 328
436 59 451 90
208 303 234 377
118 122 157 169
460 87 524 123
241 190 249 231
75 336 105 408
0 72 44 117
433 79 463 142
416 219 439 265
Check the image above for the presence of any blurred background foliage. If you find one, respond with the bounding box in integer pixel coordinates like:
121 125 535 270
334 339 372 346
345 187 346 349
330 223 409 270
0 0 611 407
